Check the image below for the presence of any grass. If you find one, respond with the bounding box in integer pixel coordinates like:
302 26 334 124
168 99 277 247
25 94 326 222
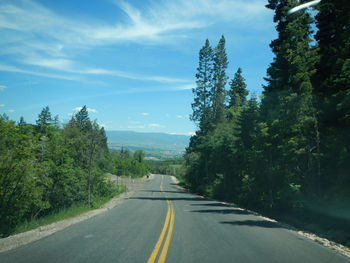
13 185 127 235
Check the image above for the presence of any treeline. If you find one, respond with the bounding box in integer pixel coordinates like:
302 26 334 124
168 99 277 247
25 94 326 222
184 0 349 230
147 158 185 177
0 106 137 237
111 148 149 177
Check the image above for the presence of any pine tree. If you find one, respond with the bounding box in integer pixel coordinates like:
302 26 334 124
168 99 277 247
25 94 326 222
228 67 249 124
261 0 319 206
74 106 91 132
191 39 214 132
212 35 228 125
228 68 248 109
314 0 350 197
52 115 60 128
36 106 52 128
18 116 26 126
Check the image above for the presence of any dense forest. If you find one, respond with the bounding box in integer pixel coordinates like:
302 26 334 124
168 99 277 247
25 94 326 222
183 0 349 243
0 106 149 237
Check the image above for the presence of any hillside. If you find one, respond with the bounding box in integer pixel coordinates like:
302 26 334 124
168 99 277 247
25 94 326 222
105 130 190 159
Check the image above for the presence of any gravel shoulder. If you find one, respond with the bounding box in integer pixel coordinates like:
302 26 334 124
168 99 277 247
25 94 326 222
0 174 154 253
170 176 350 259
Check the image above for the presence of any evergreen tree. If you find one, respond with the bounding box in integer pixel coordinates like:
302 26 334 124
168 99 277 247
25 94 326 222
261 0 319 206
212 35 228 125
36 106 52 133
74 106 91 132
52 115 60 128
313 0 350 198
18 116 26 126
191 39 214 132
228 68 248 109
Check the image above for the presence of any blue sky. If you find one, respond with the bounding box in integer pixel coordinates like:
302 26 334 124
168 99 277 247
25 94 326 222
0 0 276 135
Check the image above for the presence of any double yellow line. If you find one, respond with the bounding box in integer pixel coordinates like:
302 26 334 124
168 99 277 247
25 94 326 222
147 176 175 263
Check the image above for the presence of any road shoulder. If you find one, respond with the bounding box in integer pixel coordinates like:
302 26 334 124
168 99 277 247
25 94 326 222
0 175 153 253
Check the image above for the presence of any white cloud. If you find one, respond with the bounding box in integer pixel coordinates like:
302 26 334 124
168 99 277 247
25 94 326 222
0 104 5 107
168 131 195 136
0 85 6 90
0 0 195 84
141 112 149 116
148 123 165 128
73 107 97 113
0 63 80 81
0 0 269 48
129 120 141 124
8 109 15 113
127 125 145 129
176 84 195 90
21 57 189 84
0 0 270 86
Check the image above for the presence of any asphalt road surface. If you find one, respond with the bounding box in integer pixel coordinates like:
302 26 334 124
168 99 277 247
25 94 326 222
0 175 349 263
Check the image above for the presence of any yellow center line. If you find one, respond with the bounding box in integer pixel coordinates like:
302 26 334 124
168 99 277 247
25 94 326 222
147 204 171 263
147 176 175 263
158 201 175 263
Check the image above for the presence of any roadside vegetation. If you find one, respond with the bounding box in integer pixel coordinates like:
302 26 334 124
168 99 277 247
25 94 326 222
0 106 148 237
147 158 185 177
13 184 126 235
183 0 350 246
111 148 149 178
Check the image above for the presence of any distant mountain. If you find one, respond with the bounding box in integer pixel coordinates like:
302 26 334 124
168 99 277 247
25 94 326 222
105 130 190 159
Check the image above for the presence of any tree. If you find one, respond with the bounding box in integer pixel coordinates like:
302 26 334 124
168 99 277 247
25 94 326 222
313 0 350 199
260 0 319 206
36 106 52 133
228 68 248 109
134 150 145 163
0 118 47 236
191 39 214 132
18 116 26 126
74 106 91 132
212 35 229 125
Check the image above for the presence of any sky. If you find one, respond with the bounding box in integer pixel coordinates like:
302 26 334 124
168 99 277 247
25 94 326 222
0 0 276 135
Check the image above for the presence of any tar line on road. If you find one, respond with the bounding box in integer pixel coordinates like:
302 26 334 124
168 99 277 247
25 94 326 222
147 176 175 263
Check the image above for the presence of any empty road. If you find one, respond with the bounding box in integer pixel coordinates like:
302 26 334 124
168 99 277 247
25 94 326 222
0 175 349 263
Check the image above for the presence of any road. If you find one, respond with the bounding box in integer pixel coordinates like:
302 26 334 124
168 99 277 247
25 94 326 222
0 175 349 263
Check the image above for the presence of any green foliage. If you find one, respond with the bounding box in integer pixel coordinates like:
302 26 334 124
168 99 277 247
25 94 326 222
111 148 149 177
191 39 214 132
228 68 248 110
147 158 185 177
212 35 229 125
183 0 350 239
13 184 125 235
0 106 118 237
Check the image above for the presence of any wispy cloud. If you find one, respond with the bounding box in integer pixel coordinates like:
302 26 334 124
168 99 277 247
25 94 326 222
127 125 146 129
0 0 203 84
0 63 80 81
0 85 6 90
0 0 270 83
126 123 165 129
141 112 149 116
176 84 195 90
8 109 15 113
0 104 5 107
149 123 165 128
21 57 189 84
168 131 195 136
